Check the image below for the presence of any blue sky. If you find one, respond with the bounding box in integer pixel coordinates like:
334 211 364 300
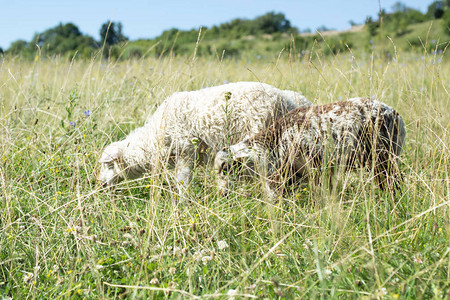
0 0 431 49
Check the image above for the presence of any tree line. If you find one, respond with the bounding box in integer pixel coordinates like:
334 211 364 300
1 1 449 59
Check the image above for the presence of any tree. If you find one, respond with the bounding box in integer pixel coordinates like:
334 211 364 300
365 16 378 36
100 21 128 46
32 23 97 56
427 1 445 19
391 1 408 13
443 9 450 34
7 40 30 55
254 12 295 34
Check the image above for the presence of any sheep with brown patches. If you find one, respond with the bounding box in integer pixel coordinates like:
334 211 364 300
215 98 406 197
98 82 312 194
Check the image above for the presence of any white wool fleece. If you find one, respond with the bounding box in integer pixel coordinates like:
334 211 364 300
99 81 312 190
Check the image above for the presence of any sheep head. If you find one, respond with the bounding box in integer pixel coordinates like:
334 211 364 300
98 141 126 186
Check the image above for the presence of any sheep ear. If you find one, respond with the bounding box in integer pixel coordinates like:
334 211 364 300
230 142 250 159
99 144 122 163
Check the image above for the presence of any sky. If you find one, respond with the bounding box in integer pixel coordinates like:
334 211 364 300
0 0 432 49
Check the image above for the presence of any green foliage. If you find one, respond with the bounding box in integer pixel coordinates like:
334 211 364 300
100 21 128 46
34 23 97 58
365 17 379 36
443 9 450 34
5 23 97 59
427 1 445 19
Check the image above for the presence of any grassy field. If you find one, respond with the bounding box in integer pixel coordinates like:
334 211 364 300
0 45 449 299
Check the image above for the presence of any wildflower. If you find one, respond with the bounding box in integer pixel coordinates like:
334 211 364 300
150 277 159 285
69 121 76 128
227 289 238 299
173 246 181 256
169 267 176 275
324 268 332 277
413 253 423 264
218 240 229 250
303 239 313 250
201 255 212 265
83 110 91 117
68 270 72 275
23 272 34 284
193 251 202 261
223 80 229 84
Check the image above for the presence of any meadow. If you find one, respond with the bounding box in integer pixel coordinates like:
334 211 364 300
0 45 448 298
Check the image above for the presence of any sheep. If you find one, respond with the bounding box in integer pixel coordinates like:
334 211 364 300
99 81 312 194
215 98 406 197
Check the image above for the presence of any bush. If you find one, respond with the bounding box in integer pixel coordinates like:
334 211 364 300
443 9 450 35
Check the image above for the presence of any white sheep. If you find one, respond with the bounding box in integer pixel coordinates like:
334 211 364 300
99 82 312 193
215 98 406 196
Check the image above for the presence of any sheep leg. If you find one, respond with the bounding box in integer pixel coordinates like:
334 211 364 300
175 158 193 197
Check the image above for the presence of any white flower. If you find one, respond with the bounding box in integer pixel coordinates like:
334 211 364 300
193 251 202 261
324 269 332 277
227 289 238 299
413 253 423 264
169 267 176 275
23 272 34 284
150 277 159 285
303 239 313 250
173 246 181 255
218 240 229 250
201 255 212 265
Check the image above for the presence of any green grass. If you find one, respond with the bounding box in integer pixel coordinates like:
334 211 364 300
0 44 449 299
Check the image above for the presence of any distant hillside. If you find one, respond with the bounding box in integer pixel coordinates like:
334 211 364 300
3 1 450 60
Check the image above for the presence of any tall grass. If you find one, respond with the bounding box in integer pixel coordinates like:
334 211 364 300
0 46 448 299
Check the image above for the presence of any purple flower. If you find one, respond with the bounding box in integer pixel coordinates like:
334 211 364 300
69 121 76 127
83 110 91 117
